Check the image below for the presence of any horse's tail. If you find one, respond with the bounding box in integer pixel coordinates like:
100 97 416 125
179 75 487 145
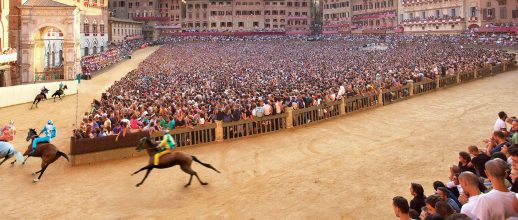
191 156 220 173
57 151 70 162
14 151 24 164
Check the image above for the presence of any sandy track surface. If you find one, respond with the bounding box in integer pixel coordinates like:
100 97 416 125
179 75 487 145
1 49 517 219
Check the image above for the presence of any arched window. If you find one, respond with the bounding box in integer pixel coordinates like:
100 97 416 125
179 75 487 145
100 46 104 52
46 51 50 69
93 20 98 34
84 19 89 35
93 46 97 54
59 50 63 66
84 47 89 56
51 51 55 67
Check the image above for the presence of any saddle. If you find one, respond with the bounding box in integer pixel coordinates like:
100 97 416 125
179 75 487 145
37 140 49 144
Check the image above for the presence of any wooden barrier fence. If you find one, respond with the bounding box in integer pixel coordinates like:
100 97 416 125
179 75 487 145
382 85 410 105
69 62 516 165
293 101 340 127
344 92 379 113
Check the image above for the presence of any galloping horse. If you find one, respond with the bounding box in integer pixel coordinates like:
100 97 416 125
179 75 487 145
0 141 24 166
51 84 68 101
31 87 49 109
21 128 69 182
132 137 220 187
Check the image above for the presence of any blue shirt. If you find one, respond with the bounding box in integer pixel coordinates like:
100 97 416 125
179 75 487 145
490 142 510 155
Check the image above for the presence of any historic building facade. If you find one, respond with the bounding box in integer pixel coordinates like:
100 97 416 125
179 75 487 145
351 0 397 33
398 0 468 33
17 0 107 84
478 0 518 27
108 17 143 44
322 0 351 33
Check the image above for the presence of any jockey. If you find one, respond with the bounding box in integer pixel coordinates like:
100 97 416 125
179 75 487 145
153 133 176 166
58 82 64 91
0 121 15 142
41 86 48 99
30 120 57 155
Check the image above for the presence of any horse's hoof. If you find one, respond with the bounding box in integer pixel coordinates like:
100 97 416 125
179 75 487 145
201 182 208 185
136 184 141 187
184 184 190 188
31 172 36 176
33 179 39 183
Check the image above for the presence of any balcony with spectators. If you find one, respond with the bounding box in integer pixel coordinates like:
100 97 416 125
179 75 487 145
133 16 170 22
400 16 465 26
400 0 453 7
0 48 17 65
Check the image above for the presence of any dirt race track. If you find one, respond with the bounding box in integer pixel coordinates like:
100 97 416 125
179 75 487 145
1 46 518 219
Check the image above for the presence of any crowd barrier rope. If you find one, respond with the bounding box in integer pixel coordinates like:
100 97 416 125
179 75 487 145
69 61 516 165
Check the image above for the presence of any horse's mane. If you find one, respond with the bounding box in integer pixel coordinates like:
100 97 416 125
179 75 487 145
144 137 158 147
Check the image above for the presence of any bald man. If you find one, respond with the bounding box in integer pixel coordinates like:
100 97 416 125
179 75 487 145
458 171 482 219
472 159 518 219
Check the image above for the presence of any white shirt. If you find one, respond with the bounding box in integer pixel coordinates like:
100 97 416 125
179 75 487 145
495 118 507 131
472 189 518 220
461 194 481 220
263 104 272 116
338 85 346 97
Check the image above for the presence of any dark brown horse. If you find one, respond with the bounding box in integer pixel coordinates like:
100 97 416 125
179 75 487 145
51 84 68 101
17 128 70 182
31 87 49 109
132 137 220 187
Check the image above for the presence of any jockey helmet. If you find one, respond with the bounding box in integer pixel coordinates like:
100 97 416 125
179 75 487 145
47 120 53 125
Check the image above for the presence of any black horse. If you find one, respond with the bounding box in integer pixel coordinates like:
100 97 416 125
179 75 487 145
51 85 68 101
31 87 49 109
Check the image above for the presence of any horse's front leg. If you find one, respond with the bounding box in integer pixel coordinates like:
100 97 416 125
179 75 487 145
22 156 29 165
136 168 153 187
131 165 151 176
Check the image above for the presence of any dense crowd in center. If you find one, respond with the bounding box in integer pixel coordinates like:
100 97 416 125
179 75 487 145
72 35 516 139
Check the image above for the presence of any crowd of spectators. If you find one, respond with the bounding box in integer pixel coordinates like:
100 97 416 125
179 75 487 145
392 111 518 220
72 35 515 139
80 39 148 79
1 48 16 55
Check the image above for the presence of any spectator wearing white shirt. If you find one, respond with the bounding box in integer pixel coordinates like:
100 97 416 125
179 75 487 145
263 100 272 116
458 171 483 219
472 159 518 219
494 111 508 133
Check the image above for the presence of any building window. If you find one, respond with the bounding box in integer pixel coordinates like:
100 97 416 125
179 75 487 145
500 7 507 19
471 7 476 17
149 1 153 6
450 8 456 17
435 10 440 18
84 22 89 35
84 47 89 56
93 23 97 34
238 22 244 27
100 24 105 34
129 2 132 8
